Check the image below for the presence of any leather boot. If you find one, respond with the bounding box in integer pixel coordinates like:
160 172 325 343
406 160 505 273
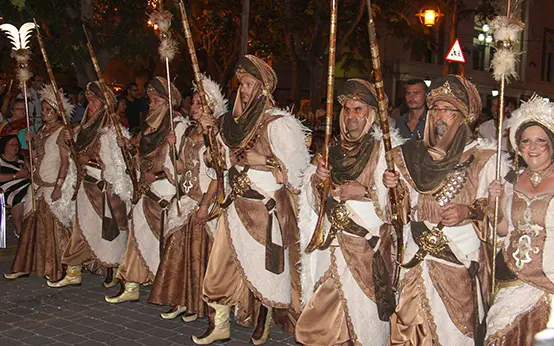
3 272 29 280
192 303 231 345
103 267 119 288
160 305 187 319
250 305 272 345
182 312 198 323
47 266 82 288
104 282 140 303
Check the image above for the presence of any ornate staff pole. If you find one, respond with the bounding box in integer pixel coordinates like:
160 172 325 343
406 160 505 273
178 0 226 210
305 0 338 253
489 0 524 299
33 19 83 197
148 9 181 216
0 23 37 212
366 0 404 290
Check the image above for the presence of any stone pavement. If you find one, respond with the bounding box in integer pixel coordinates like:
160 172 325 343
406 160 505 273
0 223 297 346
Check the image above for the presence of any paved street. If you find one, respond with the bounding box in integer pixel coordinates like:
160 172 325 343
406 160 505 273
0 223 297 346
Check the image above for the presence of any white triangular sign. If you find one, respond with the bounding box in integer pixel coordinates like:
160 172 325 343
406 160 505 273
445 39 465 63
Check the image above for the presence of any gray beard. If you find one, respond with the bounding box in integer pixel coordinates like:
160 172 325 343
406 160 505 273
434 120 448 138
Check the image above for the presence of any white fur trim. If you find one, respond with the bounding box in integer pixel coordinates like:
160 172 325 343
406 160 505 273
371 125 406 147
100 126 133 204
266 107 311 189
49 160 77 227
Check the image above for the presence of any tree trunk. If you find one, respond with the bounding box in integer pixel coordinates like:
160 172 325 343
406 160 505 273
240 0 250 58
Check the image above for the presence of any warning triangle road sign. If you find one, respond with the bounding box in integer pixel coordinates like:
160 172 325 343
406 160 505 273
445 39 465 63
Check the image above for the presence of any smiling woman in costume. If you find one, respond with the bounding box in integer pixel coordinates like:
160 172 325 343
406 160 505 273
486 95 554 346
4 85 76 283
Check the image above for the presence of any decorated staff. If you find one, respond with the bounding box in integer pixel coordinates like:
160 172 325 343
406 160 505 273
82 25 139 200
305 0 338 253
365 0 404 290
489 0 525 298
178 0 225 216
33 19 82 197
148 9 181 219
0 22 37 212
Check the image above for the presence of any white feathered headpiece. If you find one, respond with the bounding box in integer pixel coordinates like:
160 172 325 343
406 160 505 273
40 84 75 120
507 94 554 151
194 74 229 118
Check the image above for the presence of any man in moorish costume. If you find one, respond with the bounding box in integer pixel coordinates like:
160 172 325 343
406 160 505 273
48 81 132 289
148 75 227 321
105 76 189 304
384 74 507 345
193 55 310 345
4 85 76 282
296 79 397 346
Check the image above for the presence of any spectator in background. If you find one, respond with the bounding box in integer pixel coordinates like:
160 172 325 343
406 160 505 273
116 97 128 128
0 135 31 238
0 99 32 153
124 82 141 132
137 81 150 130
68 86 86 124
297 98 315 128
395 79 428 140
314 98 326 131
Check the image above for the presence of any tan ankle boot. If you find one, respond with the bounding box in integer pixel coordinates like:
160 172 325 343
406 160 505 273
47 266 82 288
192 304 231 345
104 282 140 304
103 267 120 288
3 272 29 280
251 305 272 345
160 305 187 319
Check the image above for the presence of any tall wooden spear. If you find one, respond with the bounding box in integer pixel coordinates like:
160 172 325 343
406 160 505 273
489 0 524 300
305 0 338 253
365 0 404 290
178 0 226 213
33 19 83 197
0 23 37 212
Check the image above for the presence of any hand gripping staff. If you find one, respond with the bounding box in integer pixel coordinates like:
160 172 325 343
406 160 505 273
82 26 139 202
178 0 226 219
305 0 339 253
34 19 83 200
366 0 405 291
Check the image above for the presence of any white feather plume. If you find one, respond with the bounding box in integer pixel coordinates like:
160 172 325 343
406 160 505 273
491 48 519 81
491 17 523 43
0 22 35 50
490 15 525 82
194 74 229 118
